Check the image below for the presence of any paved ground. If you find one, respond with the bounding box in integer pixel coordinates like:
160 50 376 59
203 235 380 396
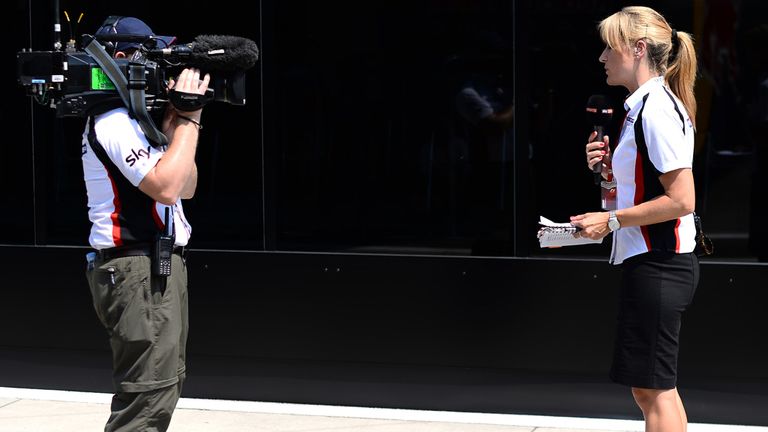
1 387 767 432
0 399 605 432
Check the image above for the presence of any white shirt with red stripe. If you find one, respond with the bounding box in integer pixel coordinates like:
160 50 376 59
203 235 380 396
610 76 696 265
82 108 192 249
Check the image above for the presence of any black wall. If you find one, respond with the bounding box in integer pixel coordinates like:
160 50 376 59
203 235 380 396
1 246 766 424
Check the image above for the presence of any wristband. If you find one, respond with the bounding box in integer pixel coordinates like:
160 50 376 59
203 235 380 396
176 114 202 130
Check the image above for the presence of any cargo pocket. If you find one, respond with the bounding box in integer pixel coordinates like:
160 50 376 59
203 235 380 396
88 263 121 330
105 258 158 389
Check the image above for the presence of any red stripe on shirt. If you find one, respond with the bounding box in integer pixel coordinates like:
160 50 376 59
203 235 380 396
634 152 652 250
106 172 123 247
674 217 681 252
152 204 164 230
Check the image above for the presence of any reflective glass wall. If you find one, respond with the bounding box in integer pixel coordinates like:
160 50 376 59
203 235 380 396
3 0 766 263
267 0 516 255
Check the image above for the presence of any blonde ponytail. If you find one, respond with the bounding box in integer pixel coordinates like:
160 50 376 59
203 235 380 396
664 31 697 128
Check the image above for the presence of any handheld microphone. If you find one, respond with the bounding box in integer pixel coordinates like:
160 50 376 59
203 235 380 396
149 35 259 72
586 94 614 184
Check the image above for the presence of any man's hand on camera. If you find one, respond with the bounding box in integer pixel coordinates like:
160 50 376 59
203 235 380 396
167 68 211 121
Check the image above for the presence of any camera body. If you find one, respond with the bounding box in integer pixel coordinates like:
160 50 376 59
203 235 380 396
16 39 247 118
18 50 163 116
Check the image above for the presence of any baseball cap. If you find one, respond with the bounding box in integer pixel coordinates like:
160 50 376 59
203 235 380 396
95 16 176 52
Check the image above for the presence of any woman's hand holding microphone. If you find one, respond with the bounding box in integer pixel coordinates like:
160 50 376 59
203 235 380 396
586 131 611 178
571 131 615 240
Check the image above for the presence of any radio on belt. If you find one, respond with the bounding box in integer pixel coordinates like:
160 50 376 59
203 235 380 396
153 207 174 276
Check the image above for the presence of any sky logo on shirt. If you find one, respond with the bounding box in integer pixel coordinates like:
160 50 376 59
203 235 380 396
125 145 152 167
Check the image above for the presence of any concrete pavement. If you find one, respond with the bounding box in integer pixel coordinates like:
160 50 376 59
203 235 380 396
2 387 768 432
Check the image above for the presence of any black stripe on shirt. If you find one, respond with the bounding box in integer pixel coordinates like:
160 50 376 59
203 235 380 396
662 86 686 135
88 117 161 245
634 93 680 252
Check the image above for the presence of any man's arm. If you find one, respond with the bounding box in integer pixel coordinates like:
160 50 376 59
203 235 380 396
478 104 514 133
180 163 198 199
139 68 209 205
456 87 514 133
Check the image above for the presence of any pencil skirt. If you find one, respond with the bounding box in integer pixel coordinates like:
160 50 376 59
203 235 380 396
609 251 699 389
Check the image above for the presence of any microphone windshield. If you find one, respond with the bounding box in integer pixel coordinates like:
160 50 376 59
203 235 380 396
190 35 260 72
586 94 614 126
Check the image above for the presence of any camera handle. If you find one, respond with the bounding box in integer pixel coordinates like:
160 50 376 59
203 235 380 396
83 36 168 147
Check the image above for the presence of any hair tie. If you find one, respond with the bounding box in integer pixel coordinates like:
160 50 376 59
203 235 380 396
669 29 680 64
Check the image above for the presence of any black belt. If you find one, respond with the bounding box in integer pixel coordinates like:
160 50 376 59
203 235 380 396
96 243 187 261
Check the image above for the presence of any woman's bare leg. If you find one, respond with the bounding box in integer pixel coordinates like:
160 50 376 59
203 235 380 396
675 388 687 431
631 387 684 432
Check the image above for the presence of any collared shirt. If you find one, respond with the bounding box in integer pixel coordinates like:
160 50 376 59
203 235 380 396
610 76 696 264
82 108 192 249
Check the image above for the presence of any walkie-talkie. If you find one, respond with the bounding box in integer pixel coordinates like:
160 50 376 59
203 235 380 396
153 207 175 276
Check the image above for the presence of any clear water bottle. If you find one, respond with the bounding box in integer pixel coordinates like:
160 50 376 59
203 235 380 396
601 176 617 210
86 251 96 271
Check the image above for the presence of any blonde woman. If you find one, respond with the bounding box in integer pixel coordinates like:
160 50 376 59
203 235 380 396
571 6 699 432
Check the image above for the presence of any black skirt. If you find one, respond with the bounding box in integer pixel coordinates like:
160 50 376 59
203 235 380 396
610 251 699 389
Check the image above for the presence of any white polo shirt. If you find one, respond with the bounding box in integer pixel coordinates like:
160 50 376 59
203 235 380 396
82 107 192 249
610 76 696 265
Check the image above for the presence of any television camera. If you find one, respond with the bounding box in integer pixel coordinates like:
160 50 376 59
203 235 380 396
16 10 259 146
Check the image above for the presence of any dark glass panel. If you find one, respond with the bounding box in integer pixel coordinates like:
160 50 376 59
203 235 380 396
271 0 516 256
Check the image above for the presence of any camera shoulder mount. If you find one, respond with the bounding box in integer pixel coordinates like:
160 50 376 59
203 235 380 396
83 36 167 147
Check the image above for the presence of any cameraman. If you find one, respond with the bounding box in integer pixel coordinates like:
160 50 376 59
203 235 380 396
82 17 209 432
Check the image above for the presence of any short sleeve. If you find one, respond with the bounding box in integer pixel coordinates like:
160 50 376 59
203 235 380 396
641 96 693 174
93 109 163 187
455 87 494 125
